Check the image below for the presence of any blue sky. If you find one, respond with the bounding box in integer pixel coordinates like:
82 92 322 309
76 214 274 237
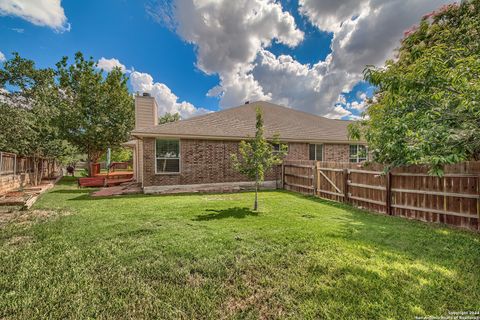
0 0 450 119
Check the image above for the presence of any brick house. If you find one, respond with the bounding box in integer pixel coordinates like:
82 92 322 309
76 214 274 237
128 94 367 193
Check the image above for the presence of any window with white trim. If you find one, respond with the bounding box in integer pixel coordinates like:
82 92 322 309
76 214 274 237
309 144 323 161
349 144 368 163
155 139 180 173
271 143 288 155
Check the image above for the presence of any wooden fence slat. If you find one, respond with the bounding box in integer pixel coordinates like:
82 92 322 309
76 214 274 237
391 188 479 199
286 182 314 190
392 173 478 178
287 164 315 169
317 189 345 197
348 169 383 175
391 204 476 219
285 173 314 179
477 176 480 223
283 160 480 231
386 171 392 215
348 182 386 191
318 169 342 194
343 168 349 203
317 167 344 172
349 195 386 206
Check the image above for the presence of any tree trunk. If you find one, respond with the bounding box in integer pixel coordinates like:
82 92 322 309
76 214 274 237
32 157 39 186
38 159 44 184
254 171 259 211
87 150 102 177
86 152 92 177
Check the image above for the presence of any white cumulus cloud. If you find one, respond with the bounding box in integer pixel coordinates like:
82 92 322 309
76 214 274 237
153 0 303 108
0 51 5 62
97 57 128 73
0 0 70 32
130 71 210 119
301 0 451 73
152 0 452 119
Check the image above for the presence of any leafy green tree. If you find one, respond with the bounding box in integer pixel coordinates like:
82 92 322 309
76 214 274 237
56 52 134 175
0 102 33 155
0 53 72 184
231 108 287 210
100 147 133 163
349 1 480 174
159 112 181 124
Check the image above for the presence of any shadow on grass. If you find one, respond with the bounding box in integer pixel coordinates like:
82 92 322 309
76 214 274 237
282 189 480 265
50 190 91 194
67 189 279 202
194 207 258 221
55 176 79 186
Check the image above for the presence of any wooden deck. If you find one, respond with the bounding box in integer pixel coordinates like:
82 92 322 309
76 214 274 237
78 171 134 188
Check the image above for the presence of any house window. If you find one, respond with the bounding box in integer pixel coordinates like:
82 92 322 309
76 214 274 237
349 144 368 163
309 144 323 161
271 143 288 155
155 139 180 173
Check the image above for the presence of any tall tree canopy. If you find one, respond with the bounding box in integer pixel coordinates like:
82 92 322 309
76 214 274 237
159 112 181 124
0 52 134 179
56 52 134 172
0 53 72 184
349 0 480 174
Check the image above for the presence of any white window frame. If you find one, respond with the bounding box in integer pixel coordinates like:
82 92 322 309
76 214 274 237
271 142 288 155
309 144 324 161
349 144 368 163
155 139 181 174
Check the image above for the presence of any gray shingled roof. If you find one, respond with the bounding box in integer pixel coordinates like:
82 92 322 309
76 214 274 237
132 101 357 143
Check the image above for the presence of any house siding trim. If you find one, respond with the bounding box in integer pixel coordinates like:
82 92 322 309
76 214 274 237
132 132 365 145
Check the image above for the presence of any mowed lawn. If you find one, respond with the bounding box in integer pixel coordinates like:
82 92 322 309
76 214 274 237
1 177 479 319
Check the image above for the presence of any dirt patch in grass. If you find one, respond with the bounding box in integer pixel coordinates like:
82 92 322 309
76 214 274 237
5 235 33 246
187 271 206 287
222 266 288 320
0 209 72 228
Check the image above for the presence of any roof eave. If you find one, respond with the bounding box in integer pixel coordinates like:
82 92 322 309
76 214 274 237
130 131 366 144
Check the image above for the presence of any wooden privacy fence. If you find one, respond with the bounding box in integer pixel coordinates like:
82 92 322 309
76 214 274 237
0 151 58 177
283 160 480 231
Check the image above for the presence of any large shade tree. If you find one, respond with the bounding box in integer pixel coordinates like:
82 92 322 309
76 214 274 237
349 0 480 174
159 112 180 124
0 53 73 185
56 52 134 175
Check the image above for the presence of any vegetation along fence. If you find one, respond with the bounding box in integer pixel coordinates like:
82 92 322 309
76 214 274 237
0 151 60 194
282 160 480 231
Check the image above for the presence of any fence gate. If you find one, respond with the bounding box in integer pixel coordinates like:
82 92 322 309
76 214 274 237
316 167 346 203
282 160 315 194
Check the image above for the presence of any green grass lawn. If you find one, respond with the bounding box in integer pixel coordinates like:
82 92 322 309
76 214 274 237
1 177 479 319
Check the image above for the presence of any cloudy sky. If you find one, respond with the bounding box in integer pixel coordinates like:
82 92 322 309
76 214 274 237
0 0 452 119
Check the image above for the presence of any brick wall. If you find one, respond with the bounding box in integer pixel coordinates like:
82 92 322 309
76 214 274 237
324 144 350 162
142 139 310 187
285 142 309 160
142 139 354 187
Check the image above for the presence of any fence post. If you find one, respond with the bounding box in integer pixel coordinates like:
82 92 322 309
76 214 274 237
386 171 392 215
313 161 318 196
343 168 349 203
477 175 480 231
0 152 3 175
281 162 285 189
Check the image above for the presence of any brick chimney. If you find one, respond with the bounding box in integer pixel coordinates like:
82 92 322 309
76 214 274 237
135 92 158 129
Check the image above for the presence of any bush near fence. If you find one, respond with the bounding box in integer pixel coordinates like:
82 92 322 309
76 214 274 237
282 160 480 231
